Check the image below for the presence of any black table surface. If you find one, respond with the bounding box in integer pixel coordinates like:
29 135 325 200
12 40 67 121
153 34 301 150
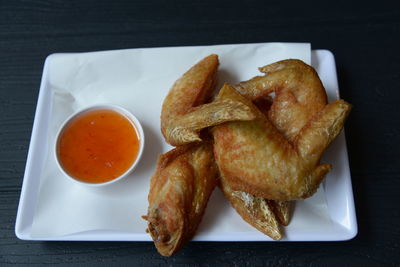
1 1 399 266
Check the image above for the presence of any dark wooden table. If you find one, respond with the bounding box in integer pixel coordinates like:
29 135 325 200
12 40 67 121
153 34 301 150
1 1 399 266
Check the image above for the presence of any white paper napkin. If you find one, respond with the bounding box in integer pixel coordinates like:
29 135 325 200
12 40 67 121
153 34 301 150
31 42 331 238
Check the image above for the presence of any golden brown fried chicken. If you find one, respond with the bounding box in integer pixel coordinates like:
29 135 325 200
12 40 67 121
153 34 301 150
146 56 351 248
268 200 292 226
224 59 327 227
219 174 282 240
144 143 218 256
234 59 328 142
161 54 255 146
218 93 287 239
147 54 254 256
213 83 351 201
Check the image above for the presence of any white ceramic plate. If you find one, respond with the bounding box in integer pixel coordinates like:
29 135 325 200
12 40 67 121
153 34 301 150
15 46 357 241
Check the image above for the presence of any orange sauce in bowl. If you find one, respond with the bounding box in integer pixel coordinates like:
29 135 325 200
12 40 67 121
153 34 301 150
57 109 140 183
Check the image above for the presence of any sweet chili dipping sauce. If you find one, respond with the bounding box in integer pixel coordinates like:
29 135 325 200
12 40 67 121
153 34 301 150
57 109 140 183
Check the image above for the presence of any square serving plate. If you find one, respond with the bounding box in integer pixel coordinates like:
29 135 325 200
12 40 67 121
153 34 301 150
15 45 357 241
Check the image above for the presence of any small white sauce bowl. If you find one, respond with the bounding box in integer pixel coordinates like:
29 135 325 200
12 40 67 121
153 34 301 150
54 104 145 187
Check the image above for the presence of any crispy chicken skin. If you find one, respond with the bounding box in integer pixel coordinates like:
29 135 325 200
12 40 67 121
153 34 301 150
234 59 328 142
213 83 351 201
147 54 225 256
161 54 255 146
219 175 282 240
225 59 327 224
268 200 292 226
218 90 290 237
144 143 218 256
161 54 219 146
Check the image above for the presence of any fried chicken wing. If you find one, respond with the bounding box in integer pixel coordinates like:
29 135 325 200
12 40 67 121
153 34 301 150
147 54 235 256
213 83 351 200
218 90 291 238
144 143 218 256
224 59 327 224
161 54 255 146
